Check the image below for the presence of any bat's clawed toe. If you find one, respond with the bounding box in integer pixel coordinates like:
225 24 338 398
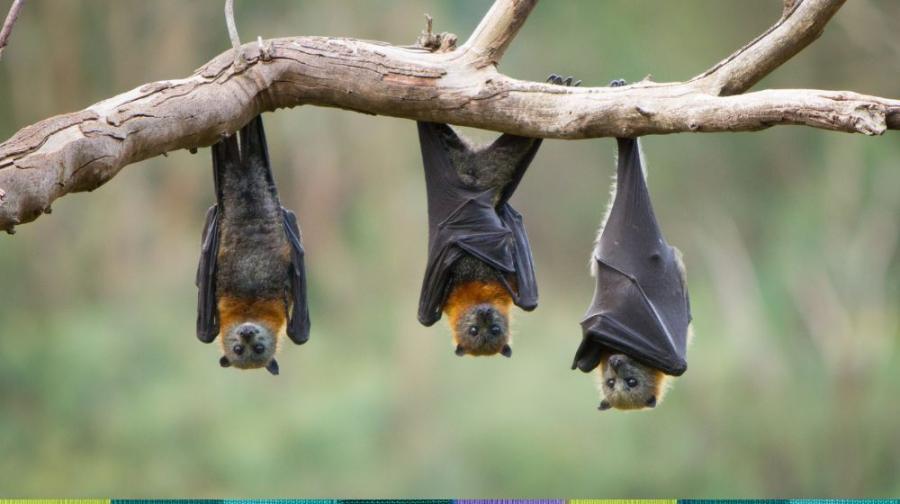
609 78 627 88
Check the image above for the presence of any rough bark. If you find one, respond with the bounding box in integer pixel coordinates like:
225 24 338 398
0 0 897 232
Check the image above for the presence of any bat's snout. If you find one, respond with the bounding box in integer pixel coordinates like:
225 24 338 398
609 354 625 371
238 324 259 340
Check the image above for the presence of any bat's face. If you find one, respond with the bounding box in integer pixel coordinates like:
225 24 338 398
218 321 279 374
597 353 665 411
453 303 512 357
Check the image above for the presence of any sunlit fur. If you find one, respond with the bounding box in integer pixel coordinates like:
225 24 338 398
217 296 286 369
444 280 513 356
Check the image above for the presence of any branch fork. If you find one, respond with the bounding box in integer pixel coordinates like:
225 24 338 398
0 0 897 233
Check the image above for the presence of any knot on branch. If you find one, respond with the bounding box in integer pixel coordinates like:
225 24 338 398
416 14 457 53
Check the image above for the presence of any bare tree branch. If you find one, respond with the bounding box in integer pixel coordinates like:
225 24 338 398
460 0 537 67
691 0 847 95
0 0 897 233
0 0 25 61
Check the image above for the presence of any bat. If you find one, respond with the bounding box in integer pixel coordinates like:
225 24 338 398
195 115 310 375
415 74 579 357
572 112 692 409
415 120 540 357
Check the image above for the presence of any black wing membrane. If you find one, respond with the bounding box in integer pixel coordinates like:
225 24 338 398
573 138 691 376
282 208 310 344
196 205 220 342
416 122 541 326
195 133 240 343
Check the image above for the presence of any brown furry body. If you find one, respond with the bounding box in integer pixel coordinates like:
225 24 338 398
439 132 539 356
213 133 292 371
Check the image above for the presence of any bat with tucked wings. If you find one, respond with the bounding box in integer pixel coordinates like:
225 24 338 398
195 115 310 375
572 85 693 410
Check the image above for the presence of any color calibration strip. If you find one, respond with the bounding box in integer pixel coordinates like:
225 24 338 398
0 500 898 504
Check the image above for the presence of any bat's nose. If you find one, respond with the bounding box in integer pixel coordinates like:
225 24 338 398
609 355 624 371
238 325 258 340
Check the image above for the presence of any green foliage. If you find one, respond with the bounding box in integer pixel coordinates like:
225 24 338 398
1 0 899 497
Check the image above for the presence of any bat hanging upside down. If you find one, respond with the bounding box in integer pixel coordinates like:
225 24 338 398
572 79 693 411
195 115 310 375
416 74 581 358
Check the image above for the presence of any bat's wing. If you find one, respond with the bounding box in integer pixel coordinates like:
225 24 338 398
282 208 311 344
195 130 242 343
416 122 540 325
496 204 537 311
196 205 220 342
493 133 542 310
574 138 690 376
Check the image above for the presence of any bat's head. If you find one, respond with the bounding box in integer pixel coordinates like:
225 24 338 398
597 353 668 411
216 297 286 375
218 321 280 375
452 303 511 357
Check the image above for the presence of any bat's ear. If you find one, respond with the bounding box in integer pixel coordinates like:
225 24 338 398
500 344 512 358
645 395 657 408
219 356 231 368
266 359 280 376
454 344 466 357
598 399 612 411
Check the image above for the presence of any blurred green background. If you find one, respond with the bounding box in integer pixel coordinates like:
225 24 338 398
1 0 899 498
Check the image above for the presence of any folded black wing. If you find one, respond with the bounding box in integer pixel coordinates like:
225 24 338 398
282 208 311 344
416 122 541 326
574 138 691 376
195 133 238 343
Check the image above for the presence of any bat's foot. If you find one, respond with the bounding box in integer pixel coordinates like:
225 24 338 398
547 74 582 87
609 79 627 88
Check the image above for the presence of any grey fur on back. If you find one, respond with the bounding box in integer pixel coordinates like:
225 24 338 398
443 128 540 201
216 154 290 301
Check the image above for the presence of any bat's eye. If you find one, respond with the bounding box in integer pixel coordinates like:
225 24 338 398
605 378 615 388
489 324 502 336
232 344 245 355
625 378 638 388
468 326 479 336
252 344 265 354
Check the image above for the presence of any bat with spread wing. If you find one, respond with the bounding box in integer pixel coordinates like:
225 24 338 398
196 115 310 375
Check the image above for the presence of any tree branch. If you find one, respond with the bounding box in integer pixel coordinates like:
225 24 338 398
0 0 25 61
0 0 897 233
691 0 847 96
459 0 537 67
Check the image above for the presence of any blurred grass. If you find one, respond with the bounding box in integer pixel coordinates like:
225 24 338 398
1 0 899 498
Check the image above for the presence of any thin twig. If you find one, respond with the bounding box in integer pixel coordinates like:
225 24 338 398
0 0 25 61
224 0 244 69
